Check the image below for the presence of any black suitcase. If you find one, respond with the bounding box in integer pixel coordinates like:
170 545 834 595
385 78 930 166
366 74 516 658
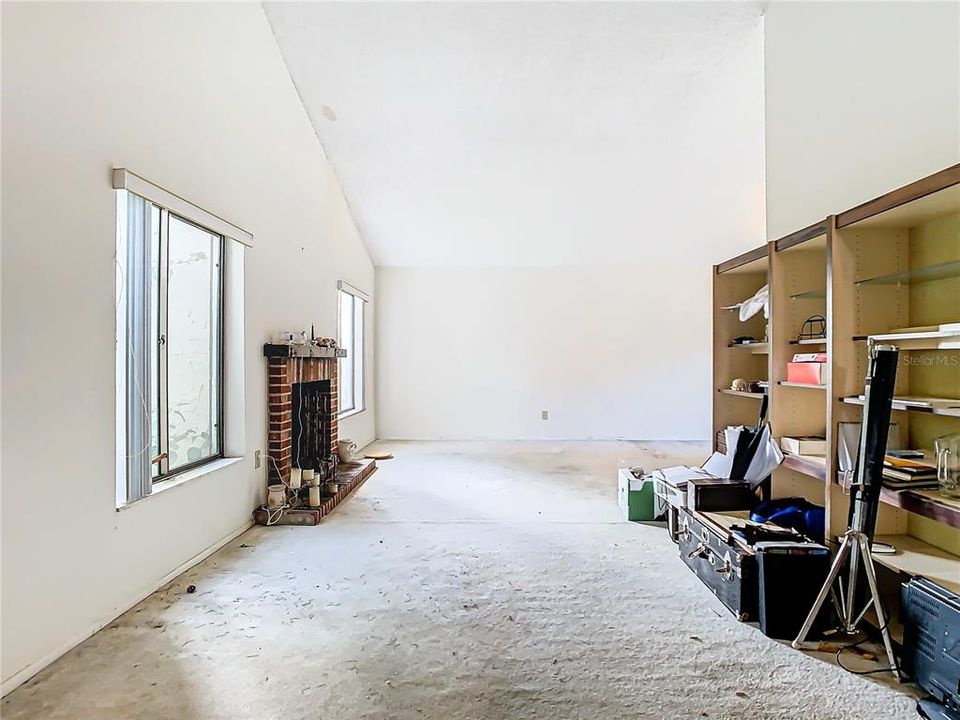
678 508 758 622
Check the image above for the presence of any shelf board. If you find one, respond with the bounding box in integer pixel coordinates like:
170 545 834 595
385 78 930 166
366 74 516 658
789 338 828 346
841 395 960 418
790 288 826 300
872 534 960 594
836 473 960 531
779 381 826 390
852 327 960 351
718 388 766 399
879 487 960 530
728 342 769 354
781 453 827 482
856 259 960 287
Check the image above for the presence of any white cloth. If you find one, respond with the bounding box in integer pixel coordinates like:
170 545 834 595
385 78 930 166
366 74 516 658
738 284 769 322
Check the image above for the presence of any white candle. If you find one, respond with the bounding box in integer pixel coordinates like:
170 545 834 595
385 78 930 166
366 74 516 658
308 484 321 508
290 467 302 490
303 468 316 482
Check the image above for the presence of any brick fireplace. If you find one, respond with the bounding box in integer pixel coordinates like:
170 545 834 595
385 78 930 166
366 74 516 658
264 343 342 485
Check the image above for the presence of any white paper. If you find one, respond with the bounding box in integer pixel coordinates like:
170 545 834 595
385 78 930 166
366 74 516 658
656 465 714 489
701 451 733 478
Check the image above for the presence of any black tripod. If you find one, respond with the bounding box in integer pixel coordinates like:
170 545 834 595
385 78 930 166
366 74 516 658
792 341 901 680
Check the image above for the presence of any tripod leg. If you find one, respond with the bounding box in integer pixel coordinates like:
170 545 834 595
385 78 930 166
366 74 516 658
793 536 853 649
830 586 844 620
859 535 901 681
845 532 862 632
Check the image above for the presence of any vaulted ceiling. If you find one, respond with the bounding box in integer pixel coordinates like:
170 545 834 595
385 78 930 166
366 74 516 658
264 2 766 267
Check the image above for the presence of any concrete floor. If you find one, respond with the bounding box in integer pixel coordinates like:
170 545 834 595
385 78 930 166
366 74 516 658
4 441 917 719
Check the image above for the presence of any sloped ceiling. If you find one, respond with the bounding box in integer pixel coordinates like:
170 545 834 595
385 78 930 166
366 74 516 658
264 2 766 267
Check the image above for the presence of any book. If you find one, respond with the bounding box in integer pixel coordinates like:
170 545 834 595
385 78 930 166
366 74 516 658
888 450 925 459
780 436 827 456
884 450 936 471
883 467 937 482
882 478 941 490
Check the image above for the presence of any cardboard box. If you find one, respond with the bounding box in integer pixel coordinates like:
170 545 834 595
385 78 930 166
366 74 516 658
618 468 655 521
787 362 827 385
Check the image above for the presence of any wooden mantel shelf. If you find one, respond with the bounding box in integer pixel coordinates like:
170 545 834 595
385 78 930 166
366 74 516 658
263 343 347 359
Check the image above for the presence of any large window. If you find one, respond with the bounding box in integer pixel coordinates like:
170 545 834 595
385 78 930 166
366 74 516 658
338 283 367 416
116 179 229 505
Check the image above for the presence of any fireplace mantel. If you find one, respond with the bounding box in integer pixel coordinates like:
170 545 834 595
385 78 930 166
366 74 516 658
263 343 346 359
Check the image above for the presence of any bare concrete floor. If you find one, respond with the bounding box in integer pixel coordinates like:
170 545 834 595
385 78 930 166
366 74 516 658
3 441 916 719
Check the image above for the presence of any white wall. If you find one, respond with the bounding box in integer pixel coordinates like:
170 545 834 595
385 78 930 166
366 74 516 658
374 10 766 442
378 264 717 441
1 2 374 692
764 0 960 239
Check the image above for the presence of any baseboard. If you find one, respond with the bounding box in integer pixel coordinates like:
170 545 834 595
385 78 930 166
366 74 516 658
1 520 254 698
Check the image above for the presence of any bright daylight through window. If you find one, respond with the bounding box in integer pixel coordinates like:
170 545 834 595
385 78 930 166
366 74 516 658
338 286 366 416
116 190 223 504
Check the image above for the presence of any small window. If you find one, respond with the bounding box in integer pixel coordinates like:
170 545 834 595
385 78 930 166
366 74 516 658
338 285 367 416
117 190 224 503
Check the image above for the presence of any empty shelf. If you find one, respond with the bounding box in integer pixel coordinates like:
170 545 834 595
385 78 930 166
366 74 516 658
872 534 960 594
854 327 960 350
856 259 960 287
791 288 826 300
781 453 827 482
841 396 960 418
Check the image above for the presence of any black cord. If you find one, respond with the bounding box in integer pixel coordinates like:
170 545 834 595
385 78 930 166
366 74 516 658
834 620 900 676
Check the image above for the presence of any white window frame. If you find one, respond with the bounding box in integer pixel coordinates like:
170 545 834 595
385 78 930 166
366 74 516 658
114 169 250 507
337 280 369 419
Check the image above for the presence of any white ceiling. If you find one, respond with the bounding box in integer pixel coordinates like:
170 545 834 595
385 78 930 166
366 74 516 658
264 2 766 267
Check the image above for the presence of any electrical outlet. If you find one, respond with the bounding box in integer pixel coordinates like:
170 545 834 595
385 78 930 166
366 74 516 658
541 410 549 420
254 450 262 469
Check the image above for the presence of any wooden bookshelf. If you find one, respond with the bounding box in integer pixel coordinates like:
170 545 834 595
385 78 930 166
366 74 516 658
769 224 830 505
712 246 771 448
712 164 960 596
828 165 959 566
